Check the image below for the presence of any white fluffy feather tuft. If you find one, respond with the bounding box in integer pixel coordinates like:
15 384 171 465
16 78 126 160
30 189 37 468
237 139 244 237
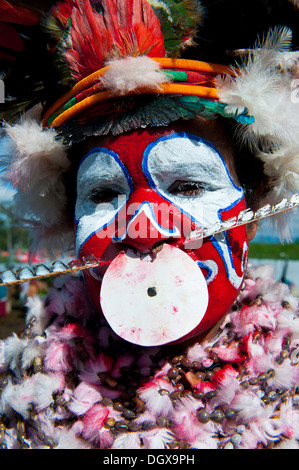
1 379 34 418
0 118 74 255
138 378 175 416
101 56 171 94
4 334 28 370
259 146 299 197
112 432 142 449
216 27 299 150
32 372 64 411
5 119 70 188
21 337 46 370
216 26 299 236
141 428 174 449
25 295 49 335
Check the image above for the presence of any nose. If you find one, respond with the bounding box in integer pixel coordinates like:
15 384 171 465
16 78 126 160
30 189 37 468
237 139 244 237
112 199 181 252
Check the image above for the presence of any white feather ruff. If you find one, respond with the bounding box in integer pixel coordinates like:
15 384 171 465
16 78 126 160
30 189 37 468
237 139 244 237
5 119 69 188
101 56 170 94
138 378 175 416
25 295 49 336
1 119 74 255
216 26 299 225
3 334 28 370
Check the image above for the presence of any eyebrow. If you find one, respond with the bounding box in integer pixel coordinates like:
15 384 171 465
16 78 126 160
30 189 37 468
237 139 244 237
77 147 133 191
143 132 238 189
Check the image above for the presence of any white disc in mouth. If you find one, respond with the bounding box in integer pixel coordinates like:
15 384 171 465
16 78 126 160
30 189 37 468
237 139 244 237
100 244 209 346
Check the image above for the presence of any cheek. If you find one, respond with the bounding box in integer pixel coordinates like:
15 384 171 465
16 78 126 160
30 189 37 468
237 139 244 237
181 198 248 340
73 129 248 345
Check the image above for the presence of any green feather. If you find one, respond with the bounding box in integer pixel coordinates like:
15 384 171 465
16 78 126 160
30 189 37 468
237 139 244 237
148 0 204 56
173 95 255 123
164 70 188 81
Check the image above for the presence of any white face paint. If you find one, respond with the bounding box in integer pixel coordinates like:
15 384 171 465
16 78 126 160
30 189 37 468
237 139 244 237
75 148 133 256
142 133 245 289
74 130 248 345
142 133 243 229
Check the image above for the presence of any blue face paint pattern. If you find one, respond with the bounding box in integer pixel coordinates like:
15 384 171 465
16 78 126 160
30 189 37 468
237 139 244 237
75 128 249 343
142 132 245 288
75 147 133 255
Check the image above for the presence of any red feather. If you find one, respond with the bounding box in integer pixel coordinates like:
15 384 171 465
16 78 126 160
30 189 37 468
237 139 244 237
66 0 113 79
52 0 165 82
50 0 75 27
102 0 165 56
0 0 39 25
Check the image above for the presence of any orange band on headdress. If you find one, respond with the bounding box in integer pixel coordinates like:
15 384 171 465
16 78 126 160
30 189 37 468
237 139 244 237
154 58 233 75
48 84 221 128
43 58 233 128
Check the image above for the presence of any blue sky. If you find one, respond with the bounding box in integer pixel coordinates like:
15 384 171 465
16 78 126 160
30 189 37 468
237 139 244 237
0 136 16 203
0 180 16 202
254 208 299 243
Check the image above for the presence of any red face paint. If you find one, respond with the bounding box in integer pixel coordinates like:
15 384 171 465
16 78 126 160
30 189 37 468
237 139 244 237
75 127 248 345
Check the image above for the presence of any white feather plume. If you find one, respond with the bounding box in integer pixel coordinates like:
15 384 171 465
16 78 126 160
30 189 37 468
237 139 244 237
217 27 299 151
25 295 49 335
141 428 174 449
101 56 170 94
32 372 64 411
1 378 34 418
138 378 175 416
21 337 46 370
259 146 299 197
216 25 299 237
0 118 75 255
4 334 28 370
5 119 69 189
112 432 142 449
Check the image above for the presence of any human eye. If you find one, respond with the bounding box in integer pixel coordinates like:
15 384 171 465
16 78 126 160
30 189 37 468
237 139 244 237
89 187 121 204
168 180 205 197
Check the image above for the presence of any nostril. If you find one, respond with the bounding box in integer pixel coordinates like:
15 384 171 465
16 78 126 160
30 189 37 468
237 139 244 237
112 240 177 261
112 200 181 251
117 239 178 259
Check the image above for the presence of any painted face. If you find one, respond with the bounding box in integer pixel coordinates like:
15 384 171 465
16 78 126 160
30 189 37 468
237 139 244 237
75 127 248 346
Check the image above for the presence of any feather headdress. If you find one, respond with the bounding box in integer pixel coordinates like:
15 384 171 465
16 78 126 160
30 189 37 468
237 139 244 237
1 0 299 254
44 0 166 83
216 26 299 207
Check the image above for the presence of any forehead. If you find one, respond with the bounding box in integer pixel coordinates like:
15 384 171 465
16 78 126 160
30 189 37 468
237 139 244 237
80 119 238 186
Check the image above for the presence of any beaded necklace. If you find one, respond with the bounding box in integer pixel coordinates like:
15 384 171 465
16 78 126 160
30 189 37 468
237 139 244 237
0 264 298 449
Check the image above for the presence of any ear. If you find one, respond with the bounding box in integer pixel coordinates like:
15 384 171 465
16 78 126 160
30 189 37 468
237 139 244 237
247 220 258 241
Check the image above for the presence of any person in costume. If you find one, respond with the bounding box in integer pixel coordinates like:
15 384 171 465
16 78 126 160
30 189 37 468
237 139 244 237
0 0 298 449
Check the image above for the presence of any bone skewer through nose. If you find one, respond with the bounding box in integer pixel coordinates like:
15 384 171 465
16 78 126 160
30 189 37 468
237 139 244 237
0 194 298 286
